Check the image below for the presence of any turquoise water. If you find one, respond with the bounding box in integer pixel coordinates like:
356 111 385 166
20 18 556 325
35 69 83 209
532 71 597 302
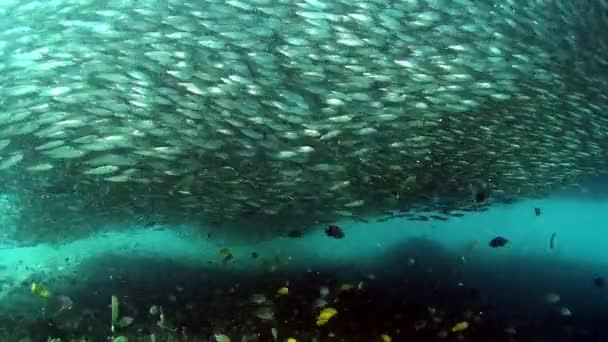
1 188 608 340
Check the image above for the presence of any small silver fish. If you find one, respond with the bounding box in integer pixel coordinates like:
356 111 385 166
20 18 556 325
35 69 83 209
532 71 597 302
544 292 560 303
117 316 134 328
253 306 274 320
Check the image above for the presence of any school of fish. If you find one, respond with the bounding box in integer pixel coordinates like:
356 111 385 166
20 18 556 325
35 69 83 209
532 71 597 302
1 0 608 240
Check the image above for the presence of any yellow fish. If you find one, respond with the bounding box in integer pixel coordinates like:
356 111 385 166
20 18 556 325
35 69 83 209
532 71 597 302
380 334 391 342
31 282 51 298
316 307 337 326
219 248 231 257
338 283 355 292
277 286 289 296
451 321 469 333
285 338 297 342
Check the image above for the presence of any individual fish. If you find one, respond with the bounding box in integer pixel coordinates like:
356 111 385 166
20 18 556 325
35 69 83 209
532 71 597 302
545 292 561 303
429 215 449 221
475 190 487 203
450 321 469 333
325 225 344 239
276 286 289 296
535 208 542 216
149 305 159 315
0 152 24 170
413 216 430 221
313 297 328 309
53 295 73 315
249 293 267 305
215 334 231 342
559 306 572 316
31 282 51 298
593 277 605 288
549 232 557 249
253 306 274 320
219 248 233 263
488 237 509 248
287 230 303 238
316 307 337 326
117 316 134 328
338 283 355 292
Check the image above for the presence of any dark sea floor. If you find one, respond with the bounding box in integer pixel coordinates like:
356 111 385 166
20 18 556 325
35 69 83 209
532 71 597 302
2 248 607 342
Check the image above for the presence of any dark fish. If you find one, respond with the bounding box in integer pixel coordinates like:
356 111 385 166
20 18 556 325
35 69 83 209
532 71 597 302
287 230 303 238
251 252 258 259
594 277 605 288
489 237 509 248
449 213 465 217
353 217 370 223
502 198 519 204
325 225 345 239
222 253 233 264
535 207 542 216
549 232 556 249
475 190 487 203
396 213 413 218
407 216 430 221
377 212 411 222
429 215 449 221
